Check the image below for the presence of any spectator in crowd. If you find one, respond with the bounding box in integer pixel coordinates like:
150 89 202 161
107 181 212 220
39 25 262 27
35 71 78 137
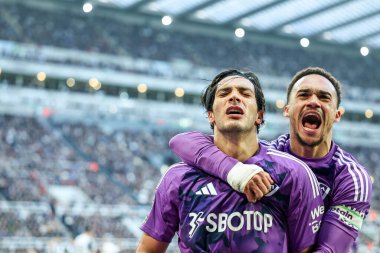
74 224 97 253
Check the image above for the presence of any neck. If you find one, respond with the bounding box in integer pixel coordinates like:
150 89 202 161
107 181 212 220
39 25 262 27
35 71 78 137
289 133 332 158
213 130 259 162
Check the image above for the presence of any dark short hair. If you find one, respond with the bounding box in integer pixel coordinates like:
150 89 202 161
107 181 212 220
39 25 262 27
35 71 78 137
287 67 342 108
201 69 265 133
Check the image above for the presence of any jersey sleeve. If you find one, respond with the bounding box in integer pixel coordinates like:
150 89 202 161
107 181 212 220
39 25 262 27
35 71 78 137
285 160 324 252
140 166 181 242
314 221 355 253
169 131 237 181
323 159 372 240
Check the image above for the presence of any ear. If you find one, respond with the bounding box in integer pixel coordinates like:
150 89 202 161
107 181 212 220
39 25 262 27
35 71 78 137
255 111 264 125
334 108 342 123
283 105 290 118
208 111 215 125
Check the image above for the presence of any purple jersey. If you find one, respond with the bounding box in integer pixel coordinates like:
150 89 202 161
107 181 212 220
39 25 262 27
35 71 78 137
141 144 323 252
263 134 372 239
169 132 372 243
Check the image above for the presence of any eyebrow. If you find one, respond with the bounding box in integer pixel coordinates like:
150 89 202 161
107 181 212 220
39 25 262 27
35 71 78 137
297 88 332 97
217 86 254 93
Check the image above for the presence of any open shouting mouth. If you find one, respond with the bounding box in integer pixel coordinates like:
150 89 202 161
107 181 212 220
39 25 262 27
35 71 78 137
302 112 322 131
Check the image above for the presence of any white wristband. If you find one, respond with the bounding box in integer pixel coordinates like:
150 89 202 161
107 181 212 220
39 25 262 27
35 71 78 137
226 162 264 193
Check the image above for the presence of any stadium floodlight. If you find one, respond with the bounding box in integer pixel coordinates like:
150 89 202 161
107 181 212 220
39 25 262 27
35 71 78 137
89 78 101 90
37 72 46 82
137 83 148 93
66 78 76 87
365 109 373 119
162 15 173 26
275 99 285 109
360 46 369 56
300 37 310 47
234 28 245 38
83 2 93 13
175 87 185 97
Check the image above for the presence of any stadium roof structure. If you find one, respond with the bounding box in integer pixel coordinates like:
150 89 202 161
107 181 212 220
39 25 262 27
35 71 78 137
82 0 380 52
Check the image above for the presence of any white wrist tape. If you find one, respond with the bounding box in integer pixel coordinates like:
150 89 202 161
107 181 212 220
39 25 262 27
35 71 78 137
226 162 264 193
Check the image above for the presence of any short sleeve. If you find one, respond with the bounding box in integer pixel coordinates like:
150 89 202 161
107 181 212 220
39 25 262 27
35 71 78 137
140 168 180 242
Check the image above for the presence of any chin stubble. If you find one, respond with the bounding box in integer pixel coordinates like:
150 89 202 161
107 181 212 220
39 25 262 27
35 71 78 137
295 132 323 147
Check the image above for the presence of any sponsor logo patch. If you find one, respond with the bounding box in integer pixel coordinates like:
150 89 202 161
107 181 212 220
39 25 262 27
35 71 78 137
329 205 365 231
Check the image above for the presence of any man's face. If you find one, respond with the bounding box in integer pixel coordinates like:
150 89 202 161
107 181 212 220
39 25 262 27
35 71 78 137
284 74 341 147
208 75 263 134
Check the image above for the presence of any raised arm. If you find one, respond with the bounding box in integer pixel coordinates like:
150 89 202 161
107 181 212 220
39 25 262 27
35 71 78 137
169 131 273 201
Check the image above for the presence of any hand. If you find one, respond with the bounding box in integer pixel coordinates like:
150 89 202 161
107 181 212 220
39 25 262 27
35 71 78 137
243 171 273 202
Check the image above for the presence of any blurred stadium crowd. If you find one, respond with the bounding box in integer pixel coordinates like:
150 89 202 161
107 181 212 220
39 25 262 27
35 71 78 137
0 1 380 252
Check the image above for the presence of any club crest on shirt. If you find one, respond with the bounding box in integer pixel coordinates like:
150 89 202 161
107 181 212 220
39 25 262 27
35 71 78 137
265 184 279 197
319 182 331 199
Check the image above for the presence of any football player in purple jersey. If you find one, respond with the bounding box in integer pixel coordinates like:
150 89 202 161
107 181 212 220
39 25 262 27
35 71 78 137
168 67 372 253
137 69 323 253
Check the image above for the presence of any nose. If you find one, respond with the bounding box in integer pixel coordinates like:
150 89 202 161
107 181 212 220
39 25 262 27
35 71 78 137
229 91 241 103
306 94 321 108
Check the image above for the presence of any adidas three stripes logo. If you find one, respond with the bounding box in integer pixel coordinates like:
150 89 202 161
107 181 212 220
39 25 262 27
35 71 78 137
196 182 217 196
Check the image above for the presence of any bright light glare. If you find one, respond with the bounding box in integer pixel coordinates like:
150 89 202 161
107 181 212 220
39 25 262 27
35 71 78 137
175 88 185 97
37 72 46 82
360 47 369 56
137 83 148 93
66 78 75 87
235 28 245 38
300 38 310 48
89 78 101 90
365 109 373 119
83 3 93 13
275 99 285 109
162 15 173 26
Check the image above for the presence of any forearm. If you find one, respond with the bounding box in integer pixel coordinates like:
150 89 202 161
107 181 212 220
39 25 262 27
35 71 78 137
169 131 237 181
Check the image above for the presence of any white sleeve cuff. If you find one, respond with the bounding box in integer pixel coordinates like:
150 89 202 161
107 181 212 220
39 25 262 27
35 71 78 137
226 162 264 192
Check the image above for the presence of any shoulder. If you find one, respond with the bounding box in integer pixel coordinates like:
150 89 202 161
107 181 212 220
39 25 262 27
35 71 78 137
157 162 193 190
265 148 320 198
333 145 369 172
261 133 289 150
331 145 372 202
332 145 371 184
266 148 311 174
